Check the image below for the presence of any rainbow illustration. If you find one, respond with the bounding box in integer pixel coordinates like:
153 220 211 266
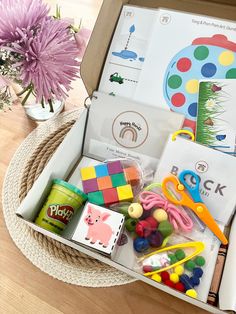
119 126 138 142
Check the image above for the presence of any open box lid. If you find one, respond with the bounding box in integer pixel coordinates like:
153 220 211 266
80 0 236 96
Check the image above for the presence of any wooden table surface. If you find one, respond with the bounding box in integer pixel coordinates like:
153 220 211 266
0 1 208 313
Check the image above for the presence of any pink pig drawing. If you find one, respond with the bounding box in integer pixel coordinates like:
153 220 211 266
84 205 113 248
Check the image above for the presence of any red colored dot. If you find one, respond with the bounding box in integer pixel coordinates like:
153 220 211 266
171 93 186 107
177 58 192 72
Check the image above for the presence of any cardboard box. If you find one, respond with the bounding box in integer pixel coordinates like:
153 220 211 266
16 1 236 313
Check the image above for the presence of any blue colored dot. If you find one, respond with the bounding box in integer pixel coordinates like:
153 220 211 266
188 102 197 117
201 63 217 77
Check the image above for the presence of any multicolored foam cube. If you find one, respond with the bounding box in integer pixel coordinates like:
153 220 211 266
80 160 135 206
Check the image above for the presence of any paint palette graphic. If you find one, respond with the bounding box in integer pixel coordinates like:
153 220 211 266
163 35 236 131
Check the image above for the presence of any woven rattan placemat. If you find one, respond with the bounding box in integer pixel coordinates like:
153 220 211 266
2 108 135 286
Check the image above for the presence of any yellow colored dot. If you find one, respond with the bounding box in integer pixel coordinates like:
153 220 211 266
178 184 184 191
185 79 199 94
219 50 235 66
151 274 162 283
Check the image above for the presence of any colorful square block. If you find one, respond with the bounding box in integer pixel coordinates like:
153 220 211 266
88 191 104 206
102 188 119 206
124 167 140 185
111 173 127 187
117 185 133 202
82 178 98 193
107 161 123 175
97 176 113 190
95 164 109 178
80 166 96 180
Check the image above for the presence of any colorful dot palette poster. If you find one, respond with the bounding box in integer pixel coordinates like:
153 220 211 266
134 8 236 133
196 79 236 155
99 5 158 99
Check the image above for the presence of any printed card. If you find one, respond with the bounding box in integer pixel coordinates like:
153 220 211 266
196 79 236 155
99 5 158 99
83 92 184 170
134 8 236 133
72 203 125 257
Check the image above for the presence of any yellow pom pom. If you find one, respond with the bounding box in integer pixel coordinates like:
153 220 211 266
153 209 168 222
170 273 179 284
151 274 162 283
174 265 184 276
186 289 198 299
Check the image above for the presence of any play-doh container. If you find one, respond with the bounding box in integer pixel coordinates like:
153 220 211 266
35 179 87 234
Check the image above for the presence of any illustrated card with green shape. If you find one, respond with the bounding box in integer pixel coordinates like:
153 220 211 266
196 79 236 156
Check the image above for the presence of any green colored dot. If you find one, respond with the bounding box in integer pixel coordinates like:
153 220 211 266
185 260 196 271
168 253 178 265
194 46 209 60
175 249 186 261
194 256 206 267
168 75 182 89
226 68 236 79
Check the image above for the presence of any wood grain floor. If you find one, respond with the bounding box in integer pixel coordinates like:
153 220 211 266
0 1 209 313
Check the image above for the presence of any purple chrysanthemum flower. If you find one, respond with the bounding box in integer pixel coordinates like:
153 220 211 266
0 0 49 45
11 18 79 102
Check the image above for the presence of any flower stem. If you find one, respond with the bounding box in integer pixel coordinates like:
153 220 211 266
21 87 33 106
48 99 54 113
16 86 31 97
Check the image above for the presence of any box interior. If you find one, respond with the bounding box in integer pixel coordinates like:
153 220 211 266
16 0 236 312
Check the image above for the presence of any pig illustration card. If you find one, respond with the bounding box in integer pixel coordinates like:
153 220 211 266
72 203 125 256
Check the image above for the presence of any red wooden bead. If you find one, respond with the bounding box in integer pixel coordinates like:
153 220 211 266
165 280 175 289
135 220 152 238
145 216 158 230
175 282 186 292
160 271 170 281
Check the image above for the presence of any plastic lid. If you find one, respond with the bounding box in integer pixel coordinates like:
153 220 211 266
53 179 87 201
192 35 236 52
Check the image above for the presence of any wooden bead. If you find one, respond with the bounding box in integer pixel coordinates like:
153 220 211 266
153 208 168 222
125 218 137 232
128 203 143 219
158 221 173 238
175 282 185 292
148 230 163 248
174 265 184 276
194 256 206 267
133 237 149 253
160 271 170 281
135 220 152 238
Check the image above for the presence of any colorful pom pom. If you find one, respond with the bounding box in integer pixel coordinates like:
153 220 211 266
186 289 198 299
180 274 192 291
151 273 162 283
170 273 179 284
168 254 178 265
192 267 203 278
194 256 206 267
165 279 175 289
185 260 196 271
175 249 186 261
174 265 184 276
160 271 170 282
175 282 186 292
190 276 200 287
